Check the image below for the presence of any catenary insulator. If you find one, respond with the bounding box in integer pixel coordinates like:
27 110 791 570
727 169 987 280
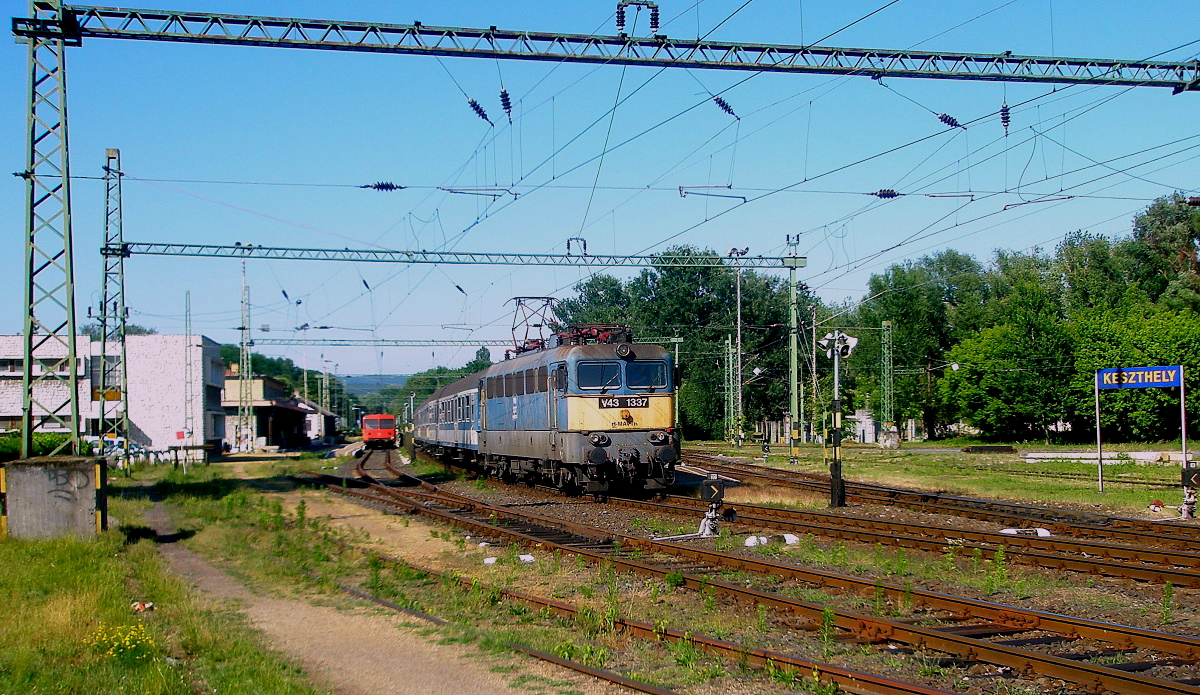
938 113 963 129
712 95 737 118
616 6 626 32
650 7 660 33
1000 102 1011 135
360 181 405 191
874 189 899 199
500 88 512 122
468 97 494 126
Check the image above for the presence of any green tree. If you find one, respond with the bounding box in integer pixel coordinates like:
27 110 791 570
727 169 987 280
1068 304 1200 441
80 323 157 339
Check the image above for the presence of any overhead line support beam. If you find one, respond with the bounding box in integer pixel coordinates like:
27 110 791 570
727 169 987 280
14 5 1200 90
110 242 805 269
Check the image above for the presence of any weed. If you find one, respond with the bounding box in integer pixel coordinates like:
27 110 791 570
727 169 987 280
872 580 887 616
818 607 837 659
552 640 609 669
970 547 983 573
82 621 156 664
983 546 1009 595
756 603 769 632
294 499 307 528
667 634 702 667
764 659 798 686
664 571 686 589
941 542 960 573
1162 581 1175 624
799 671 840 695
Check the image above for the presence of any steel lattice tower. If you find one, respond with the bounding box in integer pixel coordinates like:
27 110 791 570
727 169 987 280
19 0 80 457
881 320 895 428
183 291 196 460
98 148 130 447
237 261 254 452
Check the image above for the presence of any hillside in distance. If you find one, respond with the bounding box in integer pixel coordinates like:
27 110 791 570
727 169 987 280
343 374 409 396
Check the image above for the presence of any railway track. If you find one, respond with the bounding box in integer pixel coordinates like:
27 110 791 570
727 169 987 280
682 453 1200 546
299 451 1200 695
607 494 1200 586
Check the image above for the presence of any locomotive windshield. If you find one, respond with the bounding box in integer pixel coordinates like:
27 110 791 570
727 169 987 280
626 360 668 390
577 361 622 390
365 415 394 426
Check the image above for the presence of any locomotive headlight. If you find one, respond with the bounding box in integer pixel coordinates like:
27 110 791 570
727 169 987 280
648 431 668 445
589 433 611 447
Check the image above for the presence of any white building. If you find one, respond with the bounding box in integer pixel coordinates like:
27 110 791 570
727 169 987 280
0 334 225 459
0 335 94 436
119 335 226 456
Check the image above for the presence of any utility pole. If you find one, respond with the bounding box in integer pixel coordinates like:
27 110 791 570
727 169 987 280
728 247 748 445
98 148 130 452
818 330 858 507
183 291 195 463
720 333 729 444
811 306 819 444
237 260 253 452
670 337 683 427
880 320 896 447
784 235 807 462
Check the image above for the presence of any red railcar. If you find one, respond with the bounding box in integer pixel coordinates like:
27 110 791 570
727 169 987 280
361 414 398 449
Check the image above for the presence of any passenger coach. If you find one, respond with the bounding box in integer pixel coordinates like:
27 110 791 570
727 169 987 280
412 327 679 496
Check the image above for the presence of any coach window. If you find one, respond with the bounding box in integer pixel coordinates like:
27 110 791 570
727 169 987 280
515 371 526 396
537 366 548 392
578 361 622 391
626 360 669 391
524 369 536 394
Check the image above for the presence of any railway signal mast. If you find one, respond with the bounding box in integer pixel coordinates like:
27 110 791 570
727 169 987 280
12 3 1199 453
818 331 858 508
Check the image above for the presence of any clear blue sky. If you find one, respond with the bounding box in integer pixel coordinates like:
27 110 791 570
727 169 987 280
3 1 1197 376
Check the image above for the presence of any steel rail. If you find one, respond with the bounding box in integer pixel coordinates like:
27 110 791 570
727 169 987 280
306 472 1200 694
16 6 1200 90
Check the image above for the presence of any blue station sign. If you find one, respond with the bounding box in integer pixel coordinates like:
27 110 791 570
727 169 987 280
1096 365 1183 390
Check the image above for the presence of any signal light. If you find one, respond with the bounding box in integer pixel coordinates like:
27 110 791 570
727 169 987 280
467 97 493 126
938 113 963 129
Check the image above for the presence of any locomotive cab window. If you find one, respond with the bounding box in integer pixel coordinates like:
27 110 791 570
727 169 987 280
626 360 668 390
578 361 622 391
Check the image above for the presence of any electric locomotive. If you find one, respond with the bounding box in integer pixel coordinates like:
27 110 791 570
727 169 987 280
361 413 398 449
412 326 678 495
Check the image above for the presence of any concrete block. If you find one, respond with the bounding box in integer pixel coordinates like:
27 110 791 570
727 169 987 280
2 457 106 539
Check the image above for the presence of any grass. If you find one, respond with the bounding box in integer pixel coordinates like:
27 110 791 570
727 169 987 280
151 465 852 693
0 516 322 694
691 439 1180 515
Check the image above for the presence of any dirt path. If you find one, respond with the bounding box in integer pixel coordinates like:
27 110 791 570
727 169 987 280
145 503 624 695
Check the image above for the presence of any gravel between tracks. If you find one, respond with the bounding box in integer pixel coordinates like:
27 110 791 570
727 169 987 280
435 477 1200 638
